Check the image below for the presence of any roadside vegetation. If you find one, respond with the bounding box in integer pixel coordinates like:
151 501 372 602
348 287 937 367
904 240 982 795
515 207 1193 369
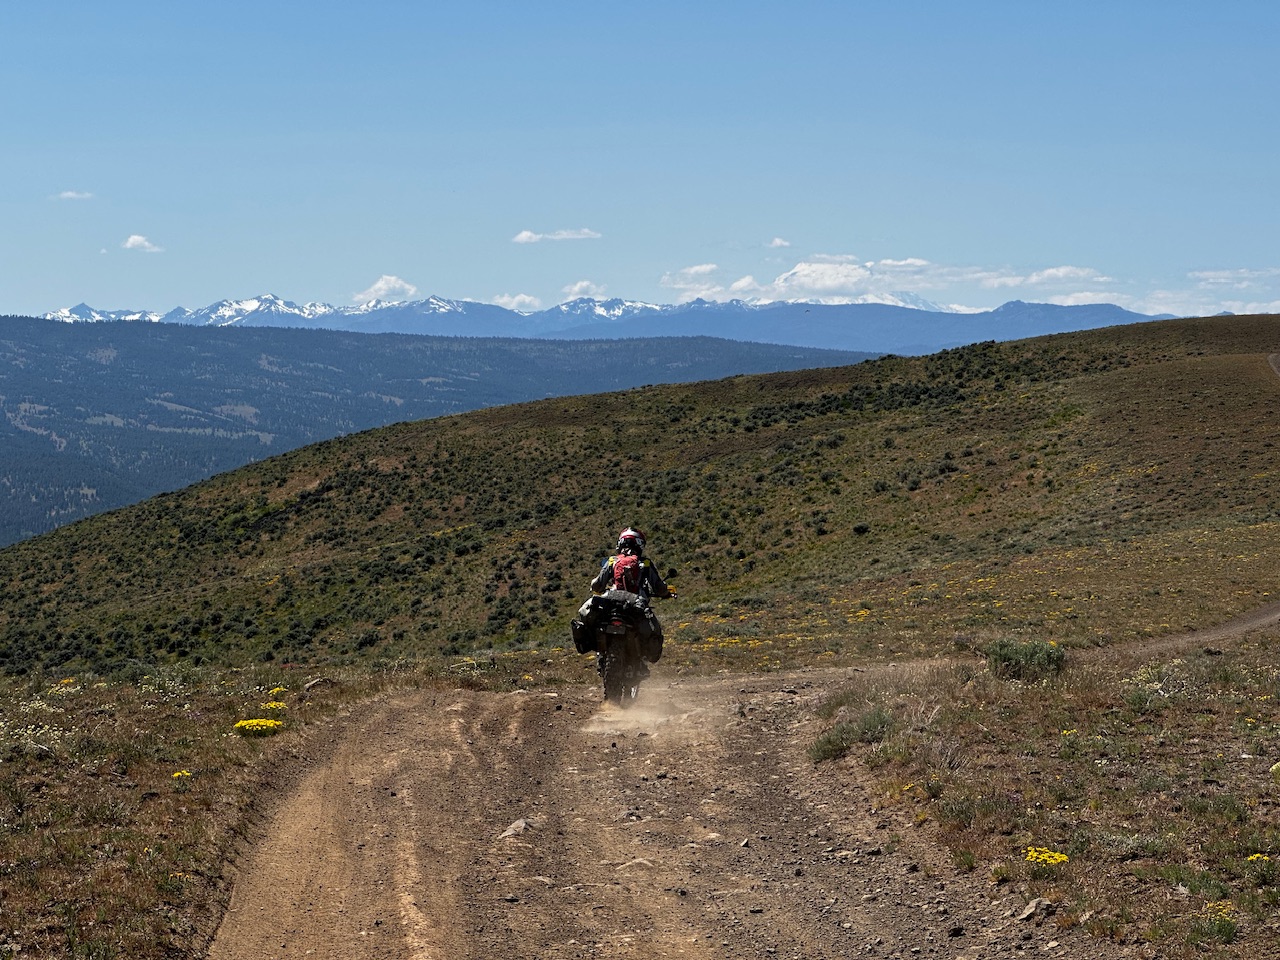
0 660 501 958
808 632 1280 955
0 313 1277 956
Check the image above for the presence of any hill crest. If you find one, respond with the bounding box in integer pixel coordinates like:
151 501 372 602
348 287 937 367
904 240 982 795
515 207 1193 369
1 312 1277 678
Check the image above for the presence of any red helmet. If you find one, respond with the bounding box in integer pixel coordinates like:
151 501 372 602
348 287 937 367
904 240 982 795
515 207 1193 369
617 527 646 554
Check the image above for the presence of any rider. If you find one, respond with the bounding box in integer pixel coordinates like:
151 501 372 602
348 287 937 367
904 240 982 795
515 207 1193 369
591 526 674 672
592 527 674 601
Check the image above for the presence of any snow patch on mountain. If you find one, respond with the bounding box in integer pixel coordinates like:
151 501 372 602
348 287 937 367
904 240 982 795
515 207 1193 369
43 292 1173 354
548 297 665 320
46 303 163 324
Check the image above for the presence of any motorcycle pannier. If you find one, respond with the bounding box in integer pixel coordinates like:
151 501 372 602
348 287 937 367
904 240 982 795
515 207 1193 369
577 594 612 625
641 608 664 663
570 618 596 654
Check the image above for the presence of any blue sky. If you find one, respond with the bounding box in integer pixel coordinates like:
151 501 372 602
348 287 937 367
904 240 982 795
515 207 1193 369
5 2 1279 317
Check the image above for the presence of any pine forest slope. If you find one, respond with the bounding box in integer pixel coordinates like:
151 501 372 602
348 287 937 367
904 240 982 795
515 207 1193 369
1 314 1278 678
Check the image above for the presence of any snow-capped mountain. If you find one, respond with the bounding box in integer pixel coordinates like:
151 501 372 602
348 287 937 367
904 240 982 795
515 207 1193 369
543 298 666 320
148 293 507 334
41 294 1174 354
161 294 343 327
46 303 164 324
846 292 980 314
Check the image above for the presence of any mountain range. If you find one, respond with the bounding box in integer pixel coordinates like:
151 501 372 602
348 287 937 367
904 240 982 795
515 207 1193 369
46 294 1176 355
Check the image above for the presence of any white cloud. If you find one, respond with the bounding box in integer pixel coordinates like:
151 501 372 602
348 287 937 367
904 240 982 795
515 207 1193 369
984 265 1110 289
56 190 93 200
1219 298 1280 314
1136 292 1204 315
810 253 864 264
513 227 602 244
652 251 1246 314
1127 285 1280 318
1189 267 1280 290
122 234 163 253
353 274 418 303
695 255 1117 306
1044 291 1124 306
661 263 729 302
493 293 542 311
1037 265 1112 284
1126 266 1280 315
768 237 790 248
771 260 873 298
562 280 606 299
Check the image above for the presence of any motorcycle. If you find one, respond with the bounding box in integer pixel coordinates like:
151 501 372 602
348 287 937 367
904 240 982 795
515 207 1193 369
570 573 676 708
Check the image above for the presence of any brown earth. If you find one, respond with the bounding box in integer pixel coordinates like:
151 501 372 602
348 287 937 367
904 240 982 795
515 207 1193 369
203 661 1161 960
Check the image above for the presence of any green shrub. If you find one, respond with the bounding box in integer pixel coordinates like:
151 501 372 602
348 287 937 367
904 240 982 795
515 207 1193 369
808 706 895 762
984 637 1065 681
1188 901 1238 947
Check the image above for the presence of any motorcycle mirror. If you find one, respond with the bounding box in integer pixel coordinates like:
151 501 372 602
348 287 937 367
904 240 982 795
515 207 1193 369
665 567 679 580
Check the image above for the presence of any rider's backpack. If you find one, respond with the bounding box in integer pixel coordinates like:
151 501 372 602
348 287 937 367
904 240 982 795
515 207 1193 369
612 554 643 593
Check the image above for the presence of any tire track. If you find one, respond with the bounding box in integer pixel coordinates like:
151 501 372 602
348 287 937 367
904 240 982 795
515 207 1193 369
206 674 1137 959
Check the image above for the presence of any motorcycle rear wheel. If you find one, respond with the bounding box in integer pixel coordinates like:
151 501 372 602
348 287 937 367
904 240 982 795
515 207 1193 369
600 648 641 707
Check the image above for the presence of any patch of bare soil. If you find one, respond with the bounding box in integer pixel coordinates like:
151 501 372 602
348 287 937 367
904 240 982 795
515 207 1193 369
205 667 1133 960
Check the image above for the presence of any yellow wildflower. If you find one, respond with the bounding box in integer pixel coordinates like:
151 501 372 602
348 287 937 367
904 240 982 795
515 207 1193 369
234 718 284 736
1025 846 1069 866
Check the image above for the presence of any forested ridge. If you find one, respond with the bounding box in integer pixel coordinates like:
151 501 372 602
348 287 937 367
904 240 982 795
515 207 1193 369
0 314 871 545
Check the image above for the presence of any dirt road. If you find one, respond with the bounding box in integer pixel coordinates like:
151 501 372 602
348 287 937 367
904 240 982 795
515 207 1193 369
205 667 1135 960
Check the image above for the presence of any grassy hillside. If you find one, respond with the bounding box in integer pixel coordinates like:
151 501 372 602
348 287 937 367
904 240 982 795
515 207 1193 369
1 314 1277 677
1 313 1279 957
0 316 1274 675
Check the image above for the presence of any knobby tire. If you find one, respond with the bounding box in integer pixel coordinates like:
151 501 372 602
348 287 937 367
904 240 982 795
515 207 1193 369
601 648 641 708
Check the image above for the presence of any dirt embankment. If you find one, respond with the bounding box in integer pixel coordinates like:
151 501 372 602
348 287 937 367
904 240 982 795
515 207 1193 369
205 668 1133 960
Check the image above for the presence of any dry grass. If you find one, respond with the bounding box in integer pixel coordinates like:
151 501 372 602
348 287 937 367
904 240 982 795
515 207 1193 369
0 662 455 958
809 628 1280 955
